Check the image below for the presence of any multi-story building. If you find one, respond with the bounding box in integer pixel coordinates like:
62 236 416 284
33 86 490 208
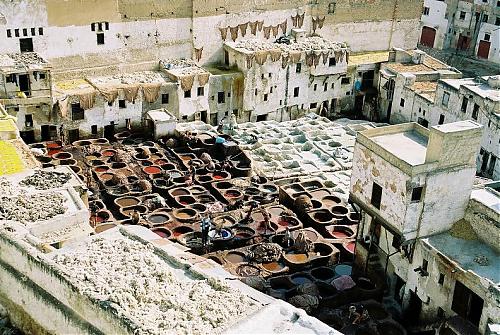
419 0 500 63
349 120 499 334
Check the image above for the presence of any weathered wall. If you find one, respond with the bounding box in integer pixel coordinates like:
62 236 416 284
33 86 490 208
420 0 449 49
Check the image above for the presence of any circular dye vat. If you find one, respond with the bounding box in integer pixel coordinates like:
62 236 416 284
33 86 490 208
173 208 197 221
46 142 61 149
312 210 334 223
344 241 356 253
99 173 115 181
215 181 232 189
172 226 194 238
213 172 228 180
290 274 312 285
94 223 117 234
154 159 169 166
311 267 335 281
171 188 190 196
101 150 116 157
52 152 72 160
147 213 169 224
143 166 161 174
331 205 349 217
334 264 352 277
284 252 308 263
152 228 171 238
236 264 261 277
224 189 242 198
329 226 354 239
262 262 285 272
225 252 246 264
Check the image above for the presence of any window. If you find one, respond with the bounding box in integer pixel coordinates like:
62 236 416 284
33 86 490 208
422 259 428 272
438 273 445 285
97 32 105 45
452 281 484 327
442 91 450 107
217 91 225 103
296 63 302 73
263 94 268 102
293 87 300 97
118 99 126 108
161 93 169 104
484 33 490 41
472 103 479 120
324 83 328 91
423 7 430 15
227 92 231 97
6 74 16 83
437 307 445 318
459 11 466 20
341 77 350 85
23 28 27 36
254 89 258 96
331 83 334 89
39 72 46 79
105 22 109 30
496 16 500 26
439 114 445 125
482 14 489 22
184 90 191 98
91 125 98 135
31 28 35 36
197 87 204 96
38 27 43 35
14 29 19 37
71 103 84 121
268 73 271 78
25 114 33 127
98 23 103 31
371 182 382 210
91 23 95 31
256 114 267 122
182 115 188 121
329 57 336 66
400 98 405 107
461 97 468 112
314 84 317 91
310 102 317 109
6 29 11 38
418 117 429 128
19 38 34 52
261 74 265 79
411 186 424 202
328 2 336 14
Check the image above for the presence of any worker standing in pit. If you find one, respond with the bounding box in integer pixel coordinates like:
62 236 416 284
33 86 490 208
201 215 211 249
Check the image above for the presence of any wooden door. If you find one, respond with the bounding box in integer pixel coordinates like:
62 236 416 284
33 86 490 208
477 40 491 59
420 27 436 48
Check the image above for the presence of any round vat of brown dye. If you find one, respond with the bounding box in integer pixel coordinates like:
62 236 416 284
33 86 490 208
189 185 206 195
189 203 207 215
69 165 81 174
86 152 102 160
99 172 115 181
172 225 194 238
262 261 286 273
179 153 196 162
146 213 170 225
328 226 354 239
151 227 172 239
94 165 110 173
154 158 169 166
276 216 301 228
73 140 92 147
95 210 111 223
225 251 246 264
176 195 196 206
283 251 309 268
331 205 349 219
233 227 256 242
170 188 190 197
134 153 150 161
143 165 162 175
224 189 243 200
37 156 52 164
52 151 72 160
310 266 336 282
215 181 232 190
161 163 176 171
310 209 334 225
313 242 335 257
59 158 77 166
91 159 106 166
212 171 229 181
120 205 148 218
311 199 323 209
94 222 117 234
197 175 213 183
92 138 109 145
322 195 342 207
111 162 126 169
172 208 198 222
213 215 236 228
195 194 216 204
236 264 261 277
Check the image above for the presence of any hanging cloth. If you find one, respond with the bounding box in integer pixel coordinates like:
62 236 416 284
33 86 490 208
249 21 258 35
194 47 203 62
280 20 287 34
219 27 228 41
281 55 289 69
298 13 305 27
269 49 282 62
141 84 161 103
306 52 314 67
100 89 119 104
257 21 264 31
334 50 341 64
58 97 69 118
291 15 298 27
312 17 318 32
313 52 320 67
180 75 195 91
239 22 248 37
255 51 268 65
123 85 140 103
198 72 210 86
229 26 239 42
246 54 254 69
318 16 326 29
322 51 330 65
271 25 279 37
77 91 97 110
263 26 271 39
289 51 301 63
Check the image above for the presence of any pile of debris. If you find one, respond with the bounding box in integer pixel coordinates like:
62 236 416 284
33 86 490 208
0 191 66 223
20 170 71 190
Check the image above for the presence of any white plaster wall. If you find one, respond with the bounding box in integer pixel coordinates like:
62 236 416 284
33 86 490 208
421 0 449 49
177 82 210 120
475 23 500 64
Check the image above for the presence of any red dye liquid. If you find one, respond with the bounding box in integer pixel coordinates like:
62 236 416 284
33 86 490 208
94 167 107 172
93 216 104 223
213 175 224 180
154 231 169 238
102 150 115 157
144 166 161 174
180 201 187 205
277 219 290 227
48 149 61 156
345 242 355 253
46 143 60 149
225 191 240 198
331 231 349 238
155 159 168 165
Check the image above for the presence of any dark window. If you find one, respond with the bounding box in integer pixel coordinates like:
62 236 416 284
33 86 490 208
484 33 490 41
39 72 46 79
439 114 445 125
293 87 299 97
19 38 34 52
329 57 336 66
459 11 466 20
25 114 33 127
6 29 11 38
22 28 27 36
437 307 445 318
256 114 267 122
324 83 328 91
423 7 430 15
296 63 302 73
411 186 424 202
371 182 382 210
31 28 35 36
254 89 258 96
442 91 450 106
38 27 43 35
261 74 264 79
268 73 271 78
314 84 317 91
472 103 479 120
184 90 191 98
328 2 336 14
14 29 19 37
461 97 468 112
97 32 105 45
224 50 229 65
91 23 95 31
422 259 428 272
438 273 445 285
496 16 500 25
98 23 103 31
161 93 169 104
71 103 85 121
105 22 109 30
341 77 350 85
197 87 204 96
227 92 231 97
182 115 188 121
91 125 98 135
400 98 405 107
270 87 273 93
118 100 126 108
6 74 16 83
452 281 484 326
482 14 489 22
217 92 225 103
310 102 317 109
263 94 268 101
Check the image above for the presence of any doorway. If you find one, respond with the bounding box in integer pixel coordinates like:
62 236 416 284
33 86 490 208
18 74 30 96
200 110 208 123
354 95 364 117
420 27 436 48
67 129 79 143
40 125 50 141
20 130 35 144
104 124 115 140
477 40 491 59
457 35 471 50
405 290 422 325
452 281 484 327
19 38 33 52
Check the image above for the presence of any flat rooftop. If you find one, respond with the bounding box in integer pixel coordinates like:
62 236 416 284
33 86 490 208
227 36 347 55
0 52 50 74
371 130 428 166
348 51 389 66
441 76 500 102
